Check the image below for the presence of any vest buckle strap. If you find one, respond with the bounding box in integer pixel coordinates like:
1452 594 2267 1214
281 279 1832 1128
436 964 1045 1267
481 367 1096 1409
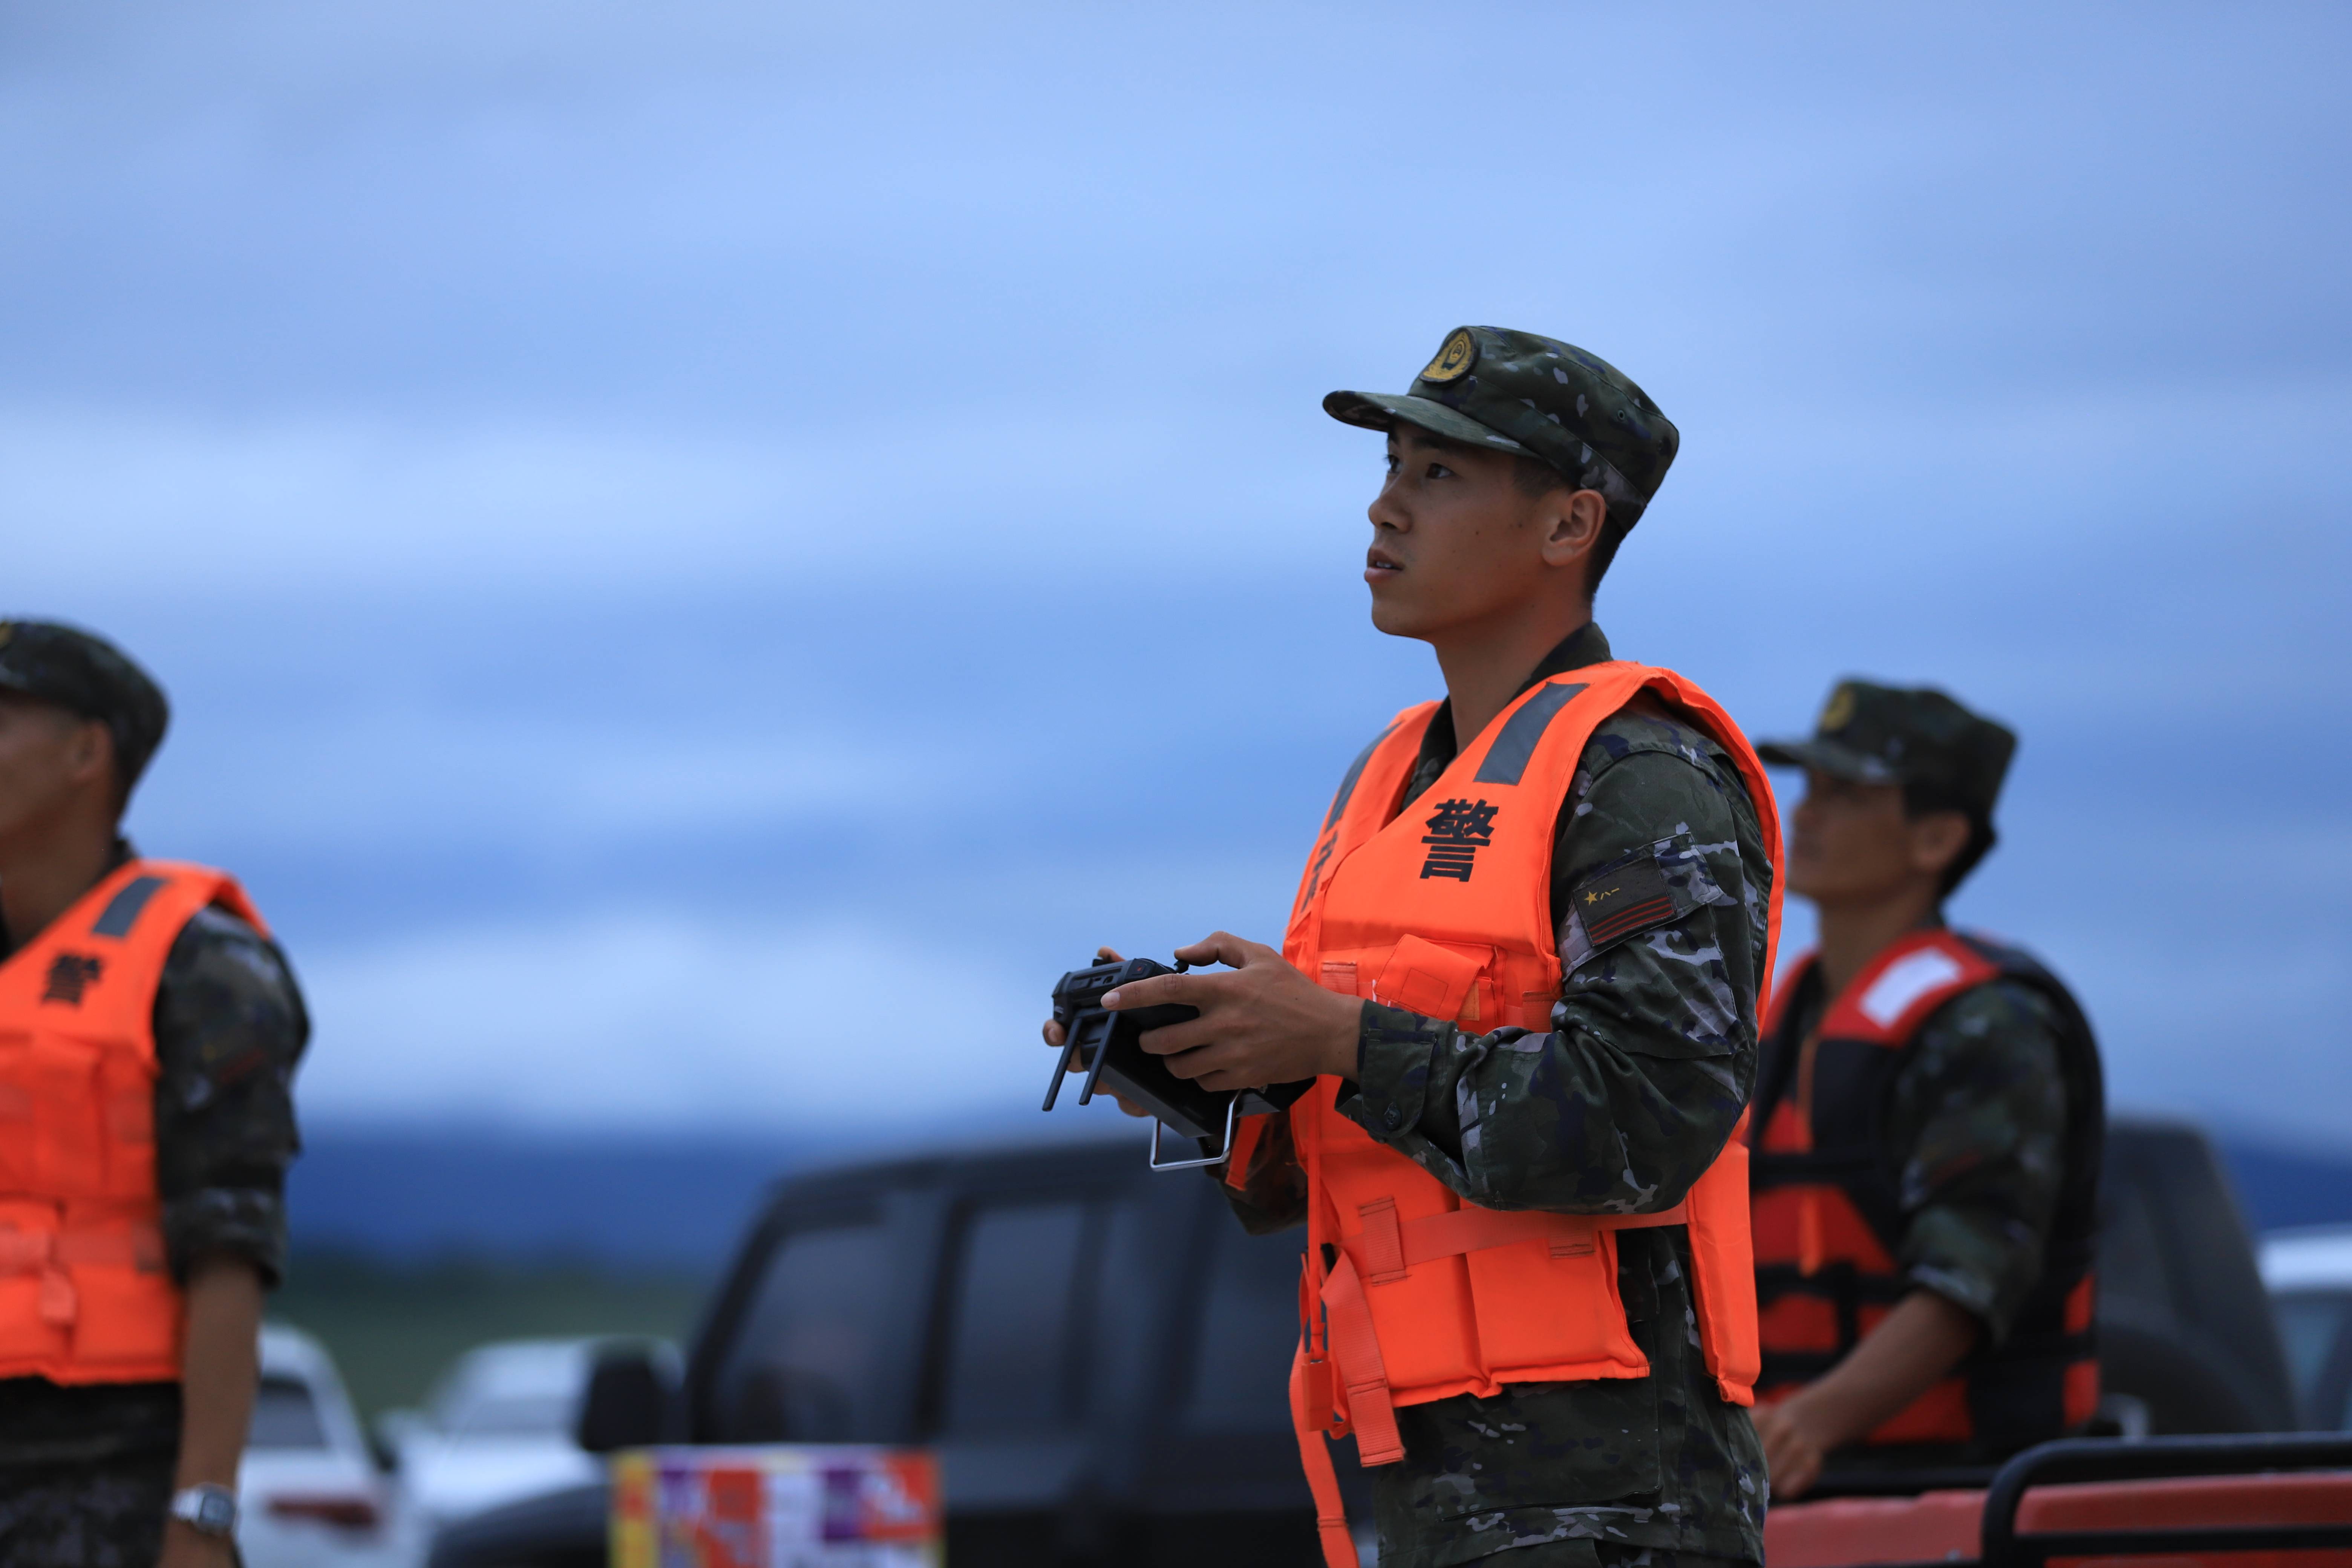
0 1227 55 1272
1355 1199 1408 1283
1289 1352 1360 1568
0 1222 167 1274
37 1269 76 1328
1343 1200 1690 1281
1317 1251 1405 1465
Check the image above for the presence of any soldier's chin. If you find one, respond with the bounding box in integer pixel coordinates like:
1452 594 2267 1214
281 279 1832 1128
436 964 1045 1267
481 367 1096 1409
1367 592 1437 640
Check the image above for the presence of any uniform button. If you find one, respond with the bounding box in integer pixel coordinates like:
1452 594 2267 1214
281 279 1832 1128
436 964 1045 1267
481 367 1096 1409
1383 1107 1403 1131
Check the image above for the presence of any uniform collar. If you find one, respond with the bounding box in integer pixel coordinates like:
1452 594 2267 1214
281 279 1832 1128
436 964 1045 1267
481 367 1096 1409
1413 622 1612 771
0 836 133 961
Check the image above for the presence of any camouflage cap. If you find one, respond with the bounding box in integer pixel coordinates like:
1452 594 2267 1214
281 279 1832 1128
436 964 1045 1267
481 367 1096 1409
1758 680 2017 819
0 620 170 793
1324 325 1680 525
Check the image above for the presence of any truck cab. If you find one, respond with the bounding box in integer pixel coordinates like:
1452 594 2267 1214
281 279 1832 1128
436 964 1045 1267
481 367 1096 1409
429 1117 2308 1568
430 1136 1367 1567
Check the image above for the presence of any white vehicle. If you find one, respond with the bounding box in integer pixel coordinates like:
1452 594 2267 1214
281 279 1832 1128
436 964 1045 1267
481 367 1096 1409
383 1337 622 1540
2259 1223 2352 1430
241 1323 414 1568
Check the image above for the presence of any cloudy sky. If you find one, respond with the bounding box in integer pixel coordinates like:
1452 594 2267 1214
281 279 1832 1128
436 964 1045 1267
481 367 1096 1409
6 2 2347 1145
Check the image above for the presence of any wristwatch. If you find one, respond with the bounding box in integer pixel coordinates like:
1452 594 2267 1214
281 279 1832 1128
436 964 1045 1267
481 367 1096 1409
169 1482 239 1539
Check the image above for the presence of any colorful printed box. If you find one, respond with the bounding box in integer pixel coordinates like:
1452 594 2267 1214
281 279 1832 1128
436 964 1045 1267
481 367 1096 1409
610 1446 942 1568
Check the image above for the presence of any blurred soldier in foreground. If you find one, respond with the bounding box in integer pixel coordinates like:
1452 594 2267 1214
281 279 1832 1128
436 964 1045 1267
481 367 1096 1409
1052 327 1782 1568
0 622 309 1567
1746 683 2102 1498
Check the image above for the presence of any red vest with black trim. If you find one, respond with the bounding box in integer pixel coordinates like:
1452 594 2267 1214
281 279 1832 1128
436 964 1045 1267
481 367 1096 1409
1223 662 1781 1568
1747 928 2104 1452
0 859 268 1386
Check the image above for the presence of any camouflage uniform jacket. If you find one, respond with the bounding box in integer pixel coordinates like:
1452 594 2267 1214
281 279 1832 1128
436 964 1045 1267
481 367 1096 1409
1766 960 2073 1347
1225 624 1773 1568
0 842 309 1465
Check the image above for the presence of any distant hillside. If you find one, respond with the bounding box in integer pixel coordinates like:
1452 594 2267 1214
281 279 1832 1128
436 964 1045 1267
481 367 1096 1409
286 1122 2352 1272
2220 1140 2352 1233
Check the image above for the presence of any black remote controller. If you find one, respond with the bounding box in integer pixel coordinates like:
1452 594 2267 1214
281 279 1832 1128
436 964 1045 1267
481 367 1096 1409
1042 957 1315 1150
1042 957 1227 1140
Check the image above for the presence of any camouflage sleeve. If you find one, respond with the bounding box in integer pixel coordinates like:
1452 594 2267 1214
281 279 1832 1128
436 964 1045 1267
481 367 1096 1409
150 906 310 1288
1884 978 2070 1342
1337 714 1772 1214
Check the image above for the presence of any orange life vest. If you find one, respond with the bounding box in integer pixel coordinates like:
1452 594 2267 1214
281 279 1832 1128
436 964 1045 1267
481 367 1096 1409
1748 929 2104 1452
1225 663 1782 1568
0 858 267 1386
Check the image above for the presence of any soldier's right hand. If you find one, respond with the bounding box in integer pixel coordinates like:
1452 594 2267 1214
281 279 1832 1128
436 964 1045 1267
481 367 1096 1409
1043 947 1151 1119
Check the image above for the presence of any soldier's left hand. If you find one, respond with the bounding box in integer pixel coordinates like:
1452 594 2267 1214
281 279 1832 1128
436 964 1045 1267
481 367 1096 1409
1750 1398 1828 1500
1101 932 1361 1090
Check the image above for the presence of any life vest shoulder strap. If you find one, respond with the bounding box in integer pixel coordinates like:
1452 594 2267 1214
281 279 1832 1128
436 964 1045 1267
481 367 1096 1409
1818 929 2003 1046
118 859 269 941
0 859 262 1040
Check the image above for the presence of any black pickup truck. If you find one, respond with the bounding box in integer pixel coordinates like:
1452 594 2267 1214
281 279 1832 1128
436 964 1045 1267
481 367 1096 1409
427 1117 2296 1568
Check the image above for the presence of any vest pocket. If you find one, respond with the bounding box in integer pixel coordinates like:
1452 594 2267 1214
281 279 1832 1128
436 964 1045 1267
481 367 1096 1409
28 1036 106 1197
97 1049 157 1202
1467 1230 1646 1377
1359 1254 1485 1393
1372 935 1491 1023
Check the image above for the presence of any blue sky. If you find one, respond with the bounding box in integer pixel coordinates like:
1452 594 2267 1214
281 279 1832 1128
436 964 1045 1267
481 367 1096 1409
6 2 2347 1144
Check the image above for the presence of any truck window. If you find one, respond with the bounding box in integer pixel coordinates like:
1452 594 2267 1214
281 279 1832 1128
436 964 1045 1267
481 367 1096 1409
939 1201 1088 1434
1186 1223 1303 1432
247 1374 330 1450
712 1220 895 1442
2274 1289 2352 1428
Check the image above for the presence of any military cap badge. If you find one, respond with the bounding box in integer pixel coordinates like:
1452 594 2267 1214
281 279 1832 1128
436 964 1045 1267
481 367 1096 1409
1419 329 1477 384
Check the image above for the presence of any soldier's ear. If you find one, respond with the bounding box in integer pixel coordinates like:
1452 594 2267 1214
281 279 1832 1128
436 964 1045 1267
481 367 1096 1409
1537 490 1607 577
64 718 122 807
1906 809 1972 880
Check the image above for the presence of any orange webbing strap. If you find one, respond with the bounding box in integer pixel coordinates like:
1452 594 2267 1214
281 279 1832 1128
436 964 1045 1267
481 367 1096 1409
1798 1192 1825 1279
0 1223 165 1272
1289 1349 1358 1568
1222 1114 1269 1191
1351 1199 1691 1280
0 1221 167 1331
1685 1134 1760 1405
1791 1030 1824 1278
1320 1252 1405 1464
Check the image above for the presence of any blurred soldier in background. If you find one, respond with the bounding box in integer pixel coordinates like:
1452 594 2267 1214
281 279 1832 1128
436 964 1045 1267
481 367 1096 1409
1062 327 1782 1568
0 622 309 1568
1746 683 2103 1498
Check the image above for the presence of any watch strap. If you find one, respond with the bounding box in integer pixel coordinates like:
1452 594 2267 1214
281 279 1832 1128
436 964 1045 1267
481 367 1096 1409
170 1482 240 1538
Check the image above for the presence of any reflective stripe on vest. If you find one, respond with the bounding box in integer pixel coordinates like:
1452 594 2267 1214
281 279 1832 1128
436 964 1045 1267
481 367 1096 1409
1240 664 1782 1568
0 859 266 1386
1748 928 2103 1448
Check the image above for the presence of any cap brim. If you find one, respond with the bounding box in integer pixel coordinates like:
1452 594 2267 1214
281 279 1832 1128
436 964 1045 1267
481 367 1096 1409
1755 738 1900 783
1323 390 1531 455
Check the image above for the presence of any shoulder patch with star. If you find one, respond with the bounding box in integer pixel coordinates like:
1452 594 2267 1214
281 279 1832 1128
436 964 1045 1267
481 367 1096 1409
1557 831 1734 974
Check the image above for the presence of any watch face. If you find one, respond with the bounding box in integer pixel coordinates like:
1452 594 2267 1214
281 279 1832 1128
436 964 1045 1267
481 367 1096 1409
176 1485 238 1536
